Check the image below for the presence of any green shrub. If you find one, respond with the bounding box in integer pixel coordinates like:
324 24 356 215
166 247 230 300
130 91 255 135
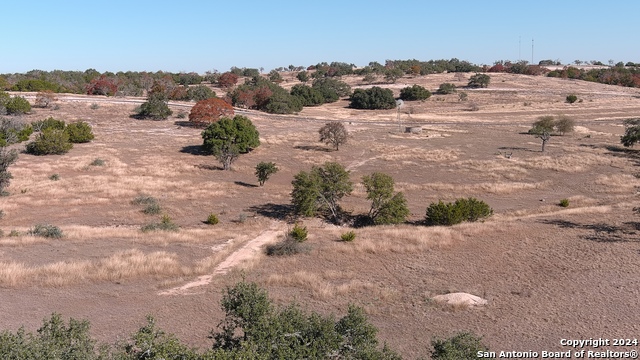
136 93 172 120
399 85 431 101
5 96 31 115
205 213 219 225
431 331 489 359
265 237 310 256
255 161 279 186
467 73 490 88
187 85 216 101
559 199 570 207
32 117 66 132
349 87 396 110
0 117 33 145
89 103 100 110
340 231 356 242
289 223 308 242
26 129 73 155
49 173 60 181
425 197 493 226
64 121 94 143
437 83 457 94
28 223 63 238
566 94 578 103
141 215 178 232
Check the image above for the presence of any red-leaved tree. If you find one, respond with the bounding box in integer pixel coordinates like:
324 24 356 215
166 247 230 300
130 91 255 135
86 75 119 96
218 72 239 89
189 98 234 126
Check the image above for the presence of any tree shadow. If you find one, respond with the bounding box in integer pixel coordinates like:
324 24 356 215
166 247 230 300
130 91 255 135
234 181 258 188
180 145 209 156
294 145 332 152
194 164 222 171
497 146 536 152
539 219 638 243
246 203 295 221
605 145 640 165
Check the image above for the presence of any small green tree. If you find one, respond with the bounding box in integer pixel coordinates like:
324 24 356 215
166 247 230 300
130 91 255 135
268 69 283 83
136 92 172 120
26 129 73 155
566 94 578 103
467 73 490 88
362 172 410 225
255 161 278 186
319 122 348 150
201 115 260 170
425 198 493 226
621 118 640 147
291 162 353 223
554 115 575 135
431 332 489 360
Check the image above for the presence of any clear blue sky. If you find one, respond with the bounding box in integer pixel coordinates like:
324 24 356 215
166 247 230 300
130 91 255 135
3 0 638 74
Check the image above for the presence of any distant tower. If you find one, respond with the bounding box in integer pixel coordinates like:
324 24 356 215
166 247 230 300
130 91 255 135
531 38 534 64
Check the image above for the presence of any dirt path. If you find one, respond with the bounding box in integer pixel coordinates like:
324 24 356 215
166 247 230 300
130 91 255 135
159 221 286 296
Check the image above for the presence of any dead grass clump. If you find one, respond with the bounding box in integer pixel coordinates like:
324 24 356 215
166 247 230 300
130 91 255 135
396 181 548 194
594 174 640 192
375 145 460 162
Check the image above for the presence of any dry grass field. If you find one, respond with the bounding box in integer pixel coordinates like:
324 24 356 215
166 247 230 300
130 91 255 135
1 73 639 358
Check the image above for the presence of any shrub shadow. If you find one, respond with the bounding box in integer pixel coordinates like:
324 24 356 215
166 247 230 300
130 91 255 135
246 203 295 221
234 181 258 188
539 219 638 243
180 145 209 156
194 164 222 171
294 145 332 152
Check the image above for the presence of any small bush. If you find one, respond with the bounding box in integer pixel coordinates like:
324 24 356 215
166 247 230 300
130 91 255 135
237 213 248 223
176 110 187 119
90 158 105 166
559 199 570 207
431 331 489 360
28 223 63 238
265 238 310 256
289 223 308 242
437 83 457 94
205 213 219 225
26 129 73 155
49 173 60 181
131 195 158 206
8 230 21 237
32 117 66 132
349 87 396 110
142 203 162 215
65 121 94 143
340 231 356 242
566 94 578 104
141 215 179 232
399 85 431 101
425 197 493 226
0 209 4 219
90 103 100 110
5 96 31 115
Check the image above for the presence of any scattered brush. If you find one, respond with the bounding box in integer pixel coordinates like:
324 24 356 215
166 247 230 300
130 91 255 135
340 231 356 242
141 215 179 232
28 224 63 238
89 158 105 166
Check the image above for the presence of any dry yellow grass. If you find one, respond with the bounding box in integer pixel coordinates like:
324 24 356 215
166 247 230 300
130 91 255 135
0 249 192 288
396 180 549 194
